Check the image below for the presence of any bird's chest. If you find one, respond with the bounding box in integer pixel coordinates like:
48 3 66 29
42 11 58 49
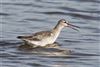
44 33 59 44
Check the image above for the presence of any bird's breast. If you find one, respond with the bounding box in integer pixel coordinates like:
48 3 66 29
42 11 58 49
45 32 60 44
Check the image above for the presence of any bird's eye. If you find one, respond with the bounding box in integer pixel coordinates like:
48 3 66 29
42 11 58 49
64 21 66 23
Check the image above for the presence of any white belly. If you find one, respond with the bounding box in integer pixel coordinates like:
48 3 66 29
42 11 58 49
26 34 59 46
29 38 55 46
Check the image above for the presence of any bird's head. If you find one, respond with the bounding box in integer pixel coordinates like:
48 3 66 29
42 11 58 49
58 19 80 31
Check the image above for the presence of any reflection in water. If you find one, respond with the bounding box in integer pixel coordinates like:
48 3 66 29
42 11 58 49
1 0 100 67
0 40 99 67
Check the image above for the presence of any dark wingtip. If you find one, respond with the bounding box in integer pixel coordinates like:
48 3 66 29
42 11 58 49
17 36 22 39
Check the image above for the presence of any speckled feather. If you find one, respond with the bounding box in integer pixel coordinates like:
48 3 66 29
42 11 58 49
17 31 53 41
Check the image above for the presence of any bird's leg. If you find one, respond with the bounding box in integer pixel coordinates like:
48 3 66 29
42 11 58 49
44 42 60 48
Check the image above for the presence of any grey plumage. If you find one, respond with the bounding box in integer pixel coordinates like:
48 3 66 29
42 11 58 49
17 31 53 41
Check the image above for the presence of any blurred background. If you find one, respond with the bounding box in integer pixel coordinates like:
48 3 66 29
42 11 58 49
0 0 100 67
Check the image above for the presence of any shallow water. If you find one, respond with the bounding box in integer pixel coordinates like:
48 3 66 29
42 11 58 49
0 0 100 67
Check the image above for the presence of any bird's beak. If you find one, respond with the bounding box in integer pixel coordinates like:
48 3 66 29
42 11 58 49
67 23 80 31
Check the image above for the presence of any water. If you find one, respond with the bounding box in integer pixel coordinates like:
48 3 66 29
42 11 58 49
0 0 100 67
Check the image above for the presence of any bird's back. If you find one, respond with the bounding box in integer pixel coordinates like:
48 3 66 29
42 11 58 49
17 31 53 41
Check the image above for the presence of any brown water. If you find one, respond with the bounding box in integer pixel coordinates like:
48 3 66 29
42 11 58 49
0 0 100 67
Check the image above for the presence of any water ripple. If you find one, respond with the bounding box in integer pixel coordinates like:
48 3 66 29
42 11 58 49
59 7 100 13
1 0 100 67
72 52 100 56
0 13 10 16
43 11 99 20
69 0 100 3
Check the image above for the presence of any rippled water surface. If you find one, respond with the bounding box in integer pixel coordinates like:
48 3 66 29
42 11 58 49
0 0 100 67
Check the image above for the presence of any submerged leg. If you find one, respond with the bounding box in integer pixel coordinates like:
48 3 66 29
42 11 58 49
44 42 60 48
18 40 38 49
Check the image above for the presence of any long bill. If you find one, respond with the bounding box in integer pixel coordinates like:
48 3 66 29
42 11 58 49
67 23 80 31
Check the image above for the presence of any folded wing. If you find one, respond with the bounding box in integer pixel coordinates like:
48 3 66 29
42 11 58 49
17 31 52 41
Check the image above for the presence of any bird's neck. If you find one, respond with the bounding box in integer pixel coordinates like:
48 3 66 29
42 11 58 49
52 24 64 35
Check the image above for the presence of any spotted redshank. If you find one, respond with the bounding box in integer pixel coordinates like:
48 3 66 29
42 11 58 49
17 19 79 48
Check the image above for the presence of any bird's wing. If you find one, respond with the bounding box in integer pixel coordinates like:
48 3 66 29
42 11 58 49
32 31 53 40
17 31 52 41
17 35 40 41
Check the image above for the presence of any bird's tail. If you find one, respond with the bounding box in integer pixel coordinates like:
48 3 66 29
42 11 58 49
17 36 32 39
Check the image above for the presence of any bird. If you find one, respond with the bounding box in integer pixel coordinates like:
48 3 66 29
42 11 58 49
17 19 79 48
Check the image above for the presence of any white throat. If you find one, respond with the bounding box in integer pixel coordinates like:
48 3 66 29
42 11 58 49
51 24 64 42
